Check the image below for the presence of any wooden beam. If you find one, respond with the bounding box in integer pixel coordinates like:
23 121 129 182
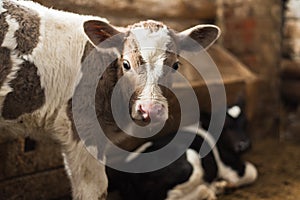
281 79 300 103
281 59 300 80
34 0 216 23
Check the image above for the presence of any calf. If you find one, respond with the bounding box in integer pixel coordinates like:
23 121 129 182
200 99 251 154
0 0 220 199
106 104 257 200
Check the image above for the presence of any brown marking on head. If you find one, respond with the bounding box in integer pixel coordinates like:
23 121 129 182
3 1 40 54
2 61 45 120
0 13 9 45
128 20 165 33
122 34 146 72
0 47 12 87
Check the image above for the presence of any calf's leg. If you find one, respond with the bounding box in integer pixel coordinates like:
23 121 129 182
63 140 108 200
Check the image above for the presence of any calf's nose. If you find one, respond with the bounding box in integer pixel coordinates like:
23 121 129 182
138 101 166 122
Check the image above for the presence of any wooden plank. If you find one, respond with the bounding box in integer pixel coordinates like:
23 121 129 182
0 136 64 181
0 168 71 200
217 0 281 137
281 59 300 80
175 45 256 87
33 0 216 23
281 79 300 103
174 44 255 113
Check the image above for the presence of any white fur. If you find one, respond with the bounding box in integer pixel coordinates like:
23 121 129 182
0 15 23 102
130 23 171 101
127 24 171 121
287 0 300 19
0 0 108 126
0 0 6 13
229 162 258 187
167 149 219 200
63 140 108 200
130 23 170 65
167 149 208 200
227 105 241 119
0 1 109 199
193 126 250 185
52 105 108 200
18 2 107 121
183 124 257 187
1 14 19 49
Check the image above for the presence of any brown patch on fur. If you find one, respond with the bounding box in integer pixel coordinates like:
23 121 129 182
2 61 45 120
129 20 165 33
3 1 40 54
0 47 12 87
163 51 177 68
123 35 145 72
0 12 9 45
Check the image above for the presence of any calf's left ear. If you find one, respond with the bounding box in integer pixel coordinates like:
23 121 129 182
178 25 221 51
83 20 122 48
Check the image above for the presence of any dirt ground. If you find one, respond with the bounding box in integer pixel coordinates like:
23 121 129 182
220 137 300 200
58 137 300 200
106 137 300 200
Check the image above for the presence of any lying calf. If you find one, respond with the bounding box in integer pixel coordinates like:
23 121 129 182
107 104 257 200
200 99 251 154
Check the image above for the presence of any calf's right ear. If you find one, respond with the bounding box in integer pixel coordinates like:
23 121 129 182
83 20 123 48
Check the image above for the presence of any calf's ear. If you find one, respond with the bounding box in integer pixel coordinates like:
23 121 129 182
178 25 221 51
83 20 122 48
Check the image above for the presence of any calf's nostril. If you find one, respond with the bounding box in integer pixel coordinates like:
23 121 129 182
139 105 146 114
137 102 166 121
138 104 150 120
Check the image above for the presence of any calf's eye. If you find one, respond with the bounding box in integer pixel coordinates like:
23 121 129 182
123 60 131 70
172 61 180 71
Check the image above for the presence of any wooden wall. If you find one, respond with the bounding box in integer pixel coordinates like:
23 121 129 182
217 0 282 137
281 0 300 142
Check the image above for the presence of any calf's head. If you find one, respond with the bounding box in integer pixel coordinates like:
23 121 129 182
83 20 220 125
201 99 251 154
223 100 250 153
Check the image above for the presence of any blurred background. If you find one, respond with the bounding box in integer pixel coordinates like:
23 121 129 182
0 0 299 199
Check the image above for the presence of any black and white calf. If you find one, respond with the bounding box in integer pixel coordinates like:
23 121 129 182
200 99 251 154
0 0 220 199
106 104 257 200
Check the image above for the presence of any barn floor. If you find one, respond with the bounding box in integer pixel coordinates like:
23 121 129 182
57 137 300 200
105 137 300 200
220 137 300 200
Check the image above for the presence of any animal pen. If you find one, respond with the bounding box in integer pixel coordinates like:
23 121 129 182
0 0 299 200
